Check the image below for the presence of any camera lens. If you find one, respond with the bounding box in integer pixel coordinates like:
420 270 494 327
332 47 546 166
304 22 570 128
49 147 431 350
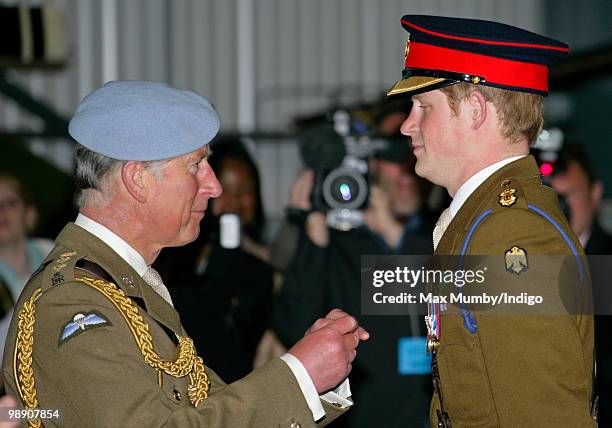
331 176 359 203
322 167 368 209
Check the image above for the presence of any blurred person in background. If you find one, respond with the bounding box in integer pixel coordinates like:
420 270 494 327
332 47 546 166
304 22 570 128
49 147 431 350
550 144 612 254
0 173 53 370
272 104 434 428
154 137 274 382
550 144 612 427
0 174 54 302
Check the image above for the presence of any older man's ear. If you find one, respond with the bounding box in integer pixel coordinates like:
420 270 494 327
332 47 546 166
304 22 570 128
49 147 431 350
121 161 148 203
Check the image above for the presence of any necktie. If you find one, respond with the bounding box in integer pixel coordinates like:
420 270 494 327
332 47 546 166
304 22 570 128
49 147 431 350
432 208 452 251
142 266 174 307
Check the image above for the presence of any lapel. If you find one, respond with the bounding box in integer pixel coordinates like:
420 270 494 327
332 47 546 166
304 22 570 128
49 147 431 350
435 155 541 255
55 223 183 336
138 276 182 336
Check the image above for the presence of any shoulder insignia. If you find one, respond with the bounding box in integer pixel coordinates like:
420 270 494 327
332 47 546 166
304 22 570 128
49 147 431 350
499 188 517 207
59 311 112 346
52 272 65 286
505 246 528 275
52 251 77 272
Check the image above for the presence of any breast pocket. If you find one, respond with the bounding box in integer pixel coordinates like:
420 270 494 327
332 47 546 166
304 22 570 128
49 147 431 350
436 333 498 423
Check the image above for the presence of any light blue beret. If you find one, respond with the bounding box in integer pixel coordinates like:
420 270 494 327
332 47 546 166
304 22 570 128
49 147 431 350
68 80 220 161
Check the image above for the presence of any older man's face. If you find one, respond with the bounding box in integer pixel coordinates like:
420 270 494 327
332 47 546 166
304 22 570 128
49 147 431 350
147 146 222 248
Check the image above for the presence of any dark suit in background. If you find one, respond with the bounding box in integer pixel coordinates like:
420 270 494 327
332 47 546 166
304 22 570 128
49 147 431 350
156 239 273 383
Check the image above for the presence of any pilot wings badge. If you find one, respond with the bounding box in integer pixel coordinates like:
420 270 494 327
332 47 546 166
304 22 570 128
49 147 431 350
59 311 111 346
505 246 528 275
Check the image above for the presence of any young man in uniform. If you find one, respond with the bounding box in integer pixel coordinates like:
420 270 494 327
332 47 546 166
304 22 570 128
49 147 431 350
387 15 596 427
2 81 368 427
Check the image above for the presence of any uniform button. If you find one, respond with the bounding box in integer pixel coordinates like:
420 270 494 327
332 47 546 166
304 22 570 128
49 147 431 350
173 390 182 401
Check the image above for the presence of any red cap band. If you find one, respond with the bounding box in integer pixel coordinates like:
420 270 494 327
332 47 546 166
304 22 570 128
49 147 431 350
405 41 549 93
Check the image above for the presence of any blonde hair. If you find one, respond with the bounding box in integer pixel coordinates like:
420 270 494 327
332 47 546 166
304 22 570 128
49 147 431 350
440 83 543 145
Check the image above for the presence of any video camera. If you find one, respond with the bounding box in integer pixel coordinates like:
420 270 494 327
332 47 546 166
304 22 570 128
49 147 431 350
298 109 394 231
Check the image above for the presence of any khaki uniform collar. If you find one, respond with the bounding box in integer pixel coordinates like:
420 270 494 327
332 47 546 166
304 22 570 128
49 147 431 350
436 155 541 254
52 223 182 335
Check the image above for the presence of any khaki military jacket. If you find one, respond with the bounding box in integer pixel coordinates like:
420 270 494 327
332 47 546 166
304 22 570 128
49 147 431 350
2 223 346 427
430 156 595 427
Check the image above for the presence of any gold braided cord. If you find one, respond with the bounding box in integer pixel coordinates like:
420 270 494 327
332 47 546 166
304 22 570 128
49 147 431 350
74 276 210 405
189 356 209 407
14 287 43 428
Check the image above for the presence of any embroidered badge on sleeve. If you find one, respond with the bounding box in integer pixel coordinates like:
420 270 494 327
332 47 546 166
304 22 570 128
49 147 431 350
59 311 112 346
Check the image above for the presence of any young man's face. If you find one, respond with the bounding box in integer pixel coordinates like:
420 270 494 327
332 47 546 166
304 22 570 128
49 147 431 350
400 90 464 190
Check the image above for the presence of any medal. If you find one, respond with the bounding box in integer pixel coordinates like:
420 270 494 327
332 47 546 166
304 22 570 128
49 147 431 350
425 301 440 355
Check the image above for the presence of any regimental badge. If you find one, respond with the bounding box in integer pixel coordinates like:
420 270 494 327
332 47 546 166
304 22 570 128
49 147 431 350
404 37 410 60
505 246 528 275
499 188 517 207
52 272 65 286
59 311 111 346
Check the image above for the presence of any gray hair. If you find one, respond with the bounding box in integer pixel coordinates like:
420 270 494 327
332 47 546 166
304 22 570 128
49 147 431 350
74 144 125 207
74 144 168 207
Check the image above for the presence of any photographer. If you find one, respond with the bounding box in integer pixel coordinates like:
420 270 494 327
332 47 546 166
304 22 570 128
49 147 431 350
272 108 434 427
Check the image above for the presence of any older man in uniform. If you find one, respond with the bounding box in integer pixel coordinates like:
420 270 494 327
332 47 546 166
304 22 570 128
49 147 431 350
387 15 596 427
1 81 368 427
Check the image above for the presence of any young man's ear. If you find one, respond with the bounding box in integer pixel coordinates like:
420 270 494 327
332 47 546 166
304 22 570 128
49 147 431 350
121 162 148 203
468 90 488 130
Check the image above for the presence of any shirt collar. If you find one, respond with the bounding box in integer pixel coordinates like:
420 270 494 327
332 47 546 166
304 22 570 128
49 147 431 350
75 213 149 276
449 155 526 219
579 228 592 249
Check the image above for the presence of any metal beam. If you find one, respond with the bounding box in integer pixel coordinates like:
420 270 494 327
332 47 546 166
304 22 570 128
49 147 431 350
0 72 69 138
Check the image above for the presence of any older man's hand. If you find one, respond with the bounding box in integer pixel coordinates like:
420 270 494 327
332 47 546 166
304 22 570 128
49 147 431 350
288 309 369 393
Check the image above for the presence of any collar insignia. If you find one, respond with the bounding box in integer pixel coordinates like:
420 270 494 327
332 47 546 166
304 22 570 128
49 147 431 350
499 188 517 207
